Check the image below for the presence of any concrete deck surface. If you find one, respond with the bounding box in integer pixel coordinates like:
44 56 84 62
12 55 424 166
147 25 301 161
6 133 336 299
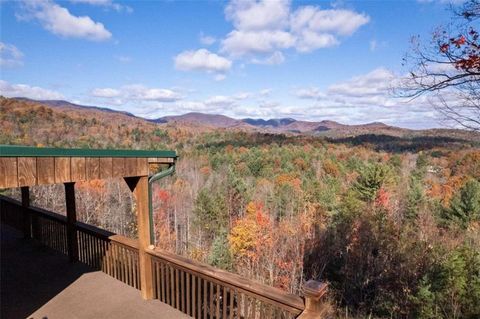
1 224 191 319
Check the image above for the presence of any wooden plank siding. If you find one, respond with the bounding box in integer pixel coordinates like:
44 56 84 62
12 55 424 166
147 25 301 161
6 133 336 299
112 158 125 176
37 157 55 185
0 156 167 189
99 157 113 179
55 157 71 183
71 157 86 181
125 158 138 177
86 157 100 180
17 157 36 186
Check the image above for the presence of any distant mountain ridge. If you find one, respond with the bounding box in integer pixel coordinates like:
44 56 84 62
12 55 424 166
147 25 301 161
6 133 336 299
152 112 246 128
8 97 398 133
4 97 479 142
14 97 137 118
243 118 296 127
152 112 391 134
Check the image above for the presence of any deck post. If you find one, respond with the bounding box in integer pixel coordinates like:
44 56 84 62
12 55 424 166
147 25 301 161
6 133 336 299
65 182 78 262
297 280 330 319
130 176 154 300
21 187 31 238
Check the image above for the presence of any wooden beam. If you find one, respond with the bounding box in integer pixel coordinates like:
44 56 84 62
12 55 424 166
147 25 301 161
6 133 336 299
148 157 175 164
21 187 31 239
65 182 78 262
132 176 154 300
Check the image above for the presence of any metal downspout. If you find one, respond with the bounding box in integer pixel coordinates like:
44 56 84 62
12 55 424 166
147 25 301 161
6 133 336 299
148 164 175 245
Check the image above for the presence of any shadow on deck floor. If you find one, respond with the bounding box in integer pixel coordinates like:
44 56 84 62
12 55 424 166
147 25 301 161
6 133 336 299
0 224 191 319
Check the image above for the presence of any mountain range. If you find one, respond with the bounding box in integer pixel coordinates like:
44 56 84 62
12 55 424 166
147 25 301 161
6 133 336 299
5 97 480 141
154 112 411 136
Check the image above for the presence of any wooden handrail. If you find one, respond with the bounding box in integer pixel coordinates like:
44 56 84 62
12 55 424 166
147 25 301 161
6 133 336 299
1 194 67 224
0 194 21 204
109 234 139 249
1 195 329 318
76 221 114 239
29 206 67 224
148 247 305 314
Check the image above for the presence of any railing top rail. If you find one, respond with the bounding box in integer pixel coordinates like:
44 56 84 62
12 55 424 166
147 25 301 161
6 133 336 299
76 221 114 239
0 194 24 206
1 195 67 224
148 248 305 313
109 234 140 249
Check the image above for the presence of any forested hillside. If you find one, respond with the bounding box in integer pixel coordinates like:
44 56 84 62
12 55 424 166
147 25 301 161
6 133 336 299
1 97 479 318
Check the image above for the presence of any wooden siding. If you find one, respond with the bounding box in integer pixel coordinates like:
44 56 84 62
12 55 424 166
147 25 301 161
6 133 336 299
0 157 172 188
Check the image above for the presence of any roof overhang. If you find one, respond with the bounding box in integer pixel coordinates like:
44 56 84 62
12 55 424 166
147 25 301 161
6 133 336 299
0 145 177 188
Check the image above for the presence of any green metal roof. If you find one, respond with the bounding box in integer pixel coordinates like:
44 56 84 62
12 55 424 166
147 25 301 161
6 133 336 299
0 145 177 158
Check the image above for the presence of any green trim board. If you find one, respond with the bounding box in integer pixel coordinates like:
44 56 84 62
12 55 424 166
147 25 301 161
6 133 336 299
0 145 177 158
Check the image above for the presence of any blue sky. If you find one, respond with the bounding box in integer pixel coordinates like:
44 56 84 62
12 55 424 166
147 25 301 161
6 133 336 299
0 0 460 128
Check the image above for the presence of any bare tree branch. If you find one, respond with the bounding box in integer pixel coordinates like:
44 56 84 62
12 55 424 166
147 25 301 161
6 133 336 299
396 1 480 131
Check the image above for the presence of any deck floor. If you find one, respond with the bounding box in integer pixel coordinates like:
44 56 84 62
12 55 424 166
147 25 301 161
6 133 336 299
1 224 191 319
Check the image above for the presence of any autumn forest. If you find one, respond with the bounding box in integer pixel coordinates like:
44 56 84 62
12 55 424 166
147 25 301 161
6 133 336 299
2 0 480 317
1 96 479 318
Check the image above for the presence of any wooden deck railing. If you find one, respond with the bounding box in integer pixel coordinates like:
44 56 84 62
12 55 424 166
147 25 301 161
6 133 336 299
149 249 304 319
103 234 141 290
0 195 328 319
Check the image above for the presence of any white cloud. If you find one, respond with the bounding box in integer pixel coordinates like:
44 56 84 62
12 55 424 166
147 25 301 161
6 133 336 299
233 92 252 100
69 0 132 13
199 33 216 45
258 100 280 109
0 80 64 100
221 0 369 58
251 51 286 65
91 84 183 103
225 0 290 31
0 42 24 67
369 40 377 52
204 91 253 108
294 31 338 52
290 7 370 36
204 95 237 107
222 30 295 56
91 88 121 98
18 0 112 41
291 68 414 119
327 67 395 98
174 49 232 76
295 87 324 99
125 85 181 102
